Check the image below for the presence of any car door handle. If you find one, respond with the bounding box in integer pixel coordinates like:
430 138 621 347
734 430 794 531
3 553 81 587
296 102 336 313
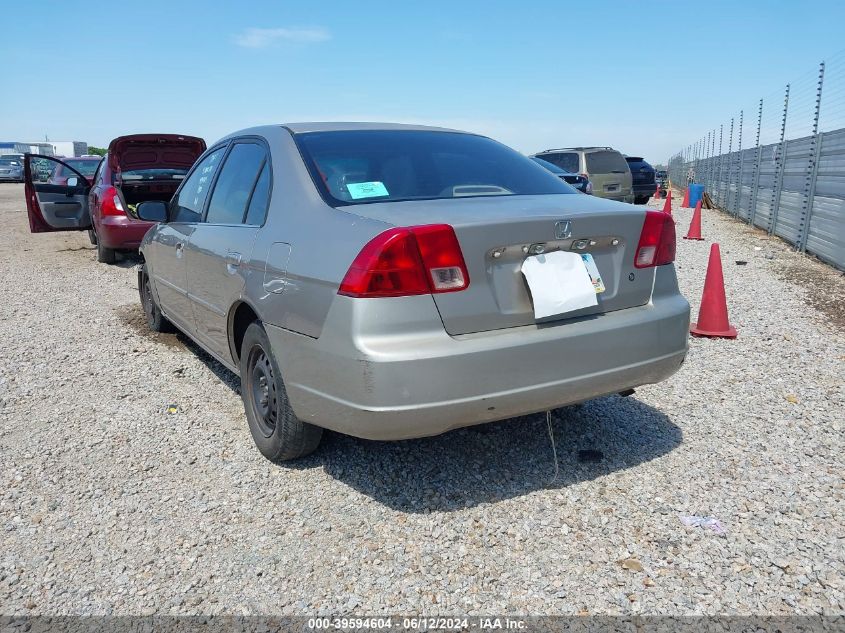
175 242 184 258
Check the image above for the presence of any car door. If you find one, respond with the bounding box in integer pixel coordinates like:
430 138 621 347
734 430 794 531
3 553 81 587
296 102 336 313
184 140 270 360
24 155 92 233
147 145 227 333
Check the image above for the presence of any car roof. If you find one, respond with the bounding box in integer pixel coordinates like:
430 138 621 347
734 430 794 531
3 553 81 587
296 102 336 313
281 122 467 134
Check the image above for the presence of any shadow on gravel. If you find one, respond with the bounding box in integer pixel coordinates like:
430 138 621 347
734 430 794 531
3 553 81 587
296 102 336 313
117 303 681 512
113 251 143 268
291 396 682 512
116 302 241 391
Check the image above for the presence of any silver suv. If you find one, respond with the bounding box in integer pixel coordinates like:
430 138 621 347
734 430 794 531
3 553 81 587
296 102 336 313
533 147 634 203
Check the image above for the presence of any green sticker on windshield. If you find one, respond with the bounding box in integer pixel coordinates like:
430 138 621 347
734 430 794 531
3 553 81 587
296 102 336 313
346 181 389 199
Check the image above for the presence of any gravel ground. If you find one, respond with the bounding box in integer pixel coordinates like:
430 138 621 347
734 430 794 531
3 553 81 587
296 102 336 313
0 182 843 616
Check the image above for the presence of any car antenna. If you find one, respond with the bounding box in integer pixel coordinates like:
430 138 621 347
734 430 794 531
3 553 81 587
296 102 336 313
546 410 559 483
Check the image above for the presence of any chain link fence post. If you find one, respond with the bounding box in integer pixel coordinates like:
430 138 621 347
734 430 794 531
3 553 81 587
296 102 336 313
734 110 744 216
726 117 735 213
797 61 825 252
716 124 724 206
768 84 790 234
749 99 764 226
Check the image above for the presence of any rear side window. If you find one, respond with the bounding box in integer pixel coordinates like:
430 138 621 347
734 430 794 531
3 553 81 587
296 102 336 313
538 152 579 173
586 151 629 174
172 147 226 222
244 163 271 225
205 143 267 224
296 130 573 206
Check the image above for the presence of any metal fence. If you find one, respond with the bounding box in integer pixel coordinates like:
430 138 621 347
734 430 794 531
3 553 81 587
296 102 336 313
668 52 845 271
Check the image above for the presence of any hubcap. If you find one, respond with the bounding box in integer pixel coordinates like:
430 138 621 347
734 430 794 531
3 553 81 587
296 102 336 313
248 346 278 437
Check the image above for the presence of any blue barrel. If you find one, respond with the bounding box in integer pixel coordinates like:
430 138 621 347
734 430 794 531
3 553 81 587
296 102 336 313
688 183 705 207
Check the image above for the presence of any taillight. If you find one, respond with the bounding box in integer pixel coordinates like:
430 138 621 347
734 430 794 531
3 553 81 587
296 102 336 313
634 211 676 268
100 186 126 216
339 224 470 298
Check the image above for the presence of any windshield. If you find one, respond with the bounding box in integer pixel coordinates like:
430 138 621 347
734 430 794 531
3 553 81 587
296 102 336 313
530 156 567 174
120 168 188 181
0 159 21 166
64 159 100 176
296 130 575 205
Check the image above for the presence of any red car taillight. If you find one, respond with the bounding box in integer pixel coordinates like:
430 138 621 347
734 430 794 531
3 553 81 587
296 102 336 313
634 210 676 268
100 186 126 217
339 224 470 298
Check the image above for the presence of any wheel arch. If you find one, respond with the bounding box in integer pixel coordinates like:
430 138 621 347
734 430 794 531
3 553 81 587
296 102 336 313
228 300 262 365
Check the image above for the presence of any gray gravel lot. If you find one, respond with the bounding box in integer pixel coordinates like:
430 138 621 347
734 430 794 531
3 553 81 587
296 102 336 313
0 183 843 615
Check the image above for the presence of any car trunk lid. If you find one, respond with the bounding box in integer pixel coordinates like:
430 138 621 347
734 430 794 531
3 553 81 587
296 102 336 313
108 134 206 175
345 194 656 335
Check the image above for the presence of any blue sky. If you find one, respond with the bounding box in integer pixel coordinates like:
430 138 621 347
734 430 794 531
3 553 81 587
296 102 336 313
3 0 844 165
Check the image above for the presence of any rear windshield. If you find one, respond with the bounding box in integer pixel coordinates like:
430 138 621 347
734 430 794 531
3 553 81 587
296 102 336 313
537 152 579 173
586 151 629 174
64 160 100 176
120 168 188 181
295 130 574 205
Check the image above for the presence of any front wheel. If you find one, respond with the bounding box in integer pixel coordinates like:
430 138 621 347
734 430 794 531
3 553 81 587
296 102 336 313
240 322 322 462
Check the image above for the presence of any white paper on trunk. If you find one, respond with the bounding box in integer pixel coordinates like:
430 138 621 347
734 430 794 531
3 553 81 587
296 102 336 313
521 251 598 319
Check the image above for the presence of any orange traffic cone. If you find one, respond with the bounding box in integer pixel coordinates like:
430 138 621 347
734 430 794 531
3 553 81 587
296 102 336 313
684 201 704 240
661 189 672 214
690 243 737 339
681 188 690 208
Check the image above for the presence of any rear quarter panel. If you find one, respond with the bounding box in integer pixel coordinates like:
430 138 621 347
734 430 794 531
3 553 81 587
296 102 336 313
244 127 392 339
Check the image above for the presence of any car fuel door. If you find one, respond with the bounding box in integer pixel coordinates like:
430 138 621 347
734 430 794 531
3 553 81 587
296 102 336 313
24 155 92 233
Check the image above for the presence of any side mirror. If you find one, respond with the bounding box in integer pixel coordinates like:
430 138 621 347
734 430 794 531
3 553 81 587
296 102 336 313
136 200 168 223
66 176 79 187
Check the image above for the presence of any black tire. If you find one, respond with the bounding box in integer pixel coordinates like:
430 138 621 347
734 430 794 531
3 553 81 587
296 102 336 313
139 267 174 333
96 236 116 264
87 229 97 245
240 322 322 461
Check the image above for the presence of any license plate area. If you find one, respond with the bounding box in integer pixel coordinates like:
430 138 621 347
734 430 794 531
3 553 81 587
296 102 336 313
580 253 606 293
521 251 601 319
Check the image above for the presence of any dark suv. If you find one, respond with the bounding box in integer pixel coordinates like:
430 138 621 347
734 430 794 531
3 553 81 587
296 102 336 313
625 156 656 205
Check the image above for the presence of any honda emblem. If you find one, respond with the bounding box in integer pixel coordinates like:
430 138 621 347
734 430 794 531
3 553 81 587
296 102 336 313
555 220 572 239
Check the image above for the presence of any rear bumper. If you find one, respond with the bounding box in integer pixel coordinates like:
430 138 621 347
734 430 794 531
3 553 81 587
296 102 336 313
633 184 658 196
267 266 690 440
596 192 635 204
96 215 155 250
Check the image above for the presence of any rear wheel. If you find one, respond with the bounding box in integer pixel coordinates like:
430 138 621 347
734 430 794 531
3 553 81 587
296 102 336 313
87 229 97 245
240 322 322 462
96 235 116 264
139 267 173 333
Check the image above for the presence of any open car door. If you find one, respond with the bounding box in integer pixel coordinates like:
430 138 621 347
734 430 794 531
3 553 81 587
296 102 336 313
24 154 93 233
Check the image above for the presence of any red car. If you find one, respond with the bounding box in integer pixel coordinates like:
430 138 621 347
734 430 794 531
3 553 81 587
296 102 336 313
24 134 206 263
47 156 101 185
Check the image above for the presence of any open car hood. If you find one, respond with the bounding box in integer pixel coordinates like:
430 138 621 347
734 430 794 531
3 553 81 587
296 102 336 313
108 134 206 173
